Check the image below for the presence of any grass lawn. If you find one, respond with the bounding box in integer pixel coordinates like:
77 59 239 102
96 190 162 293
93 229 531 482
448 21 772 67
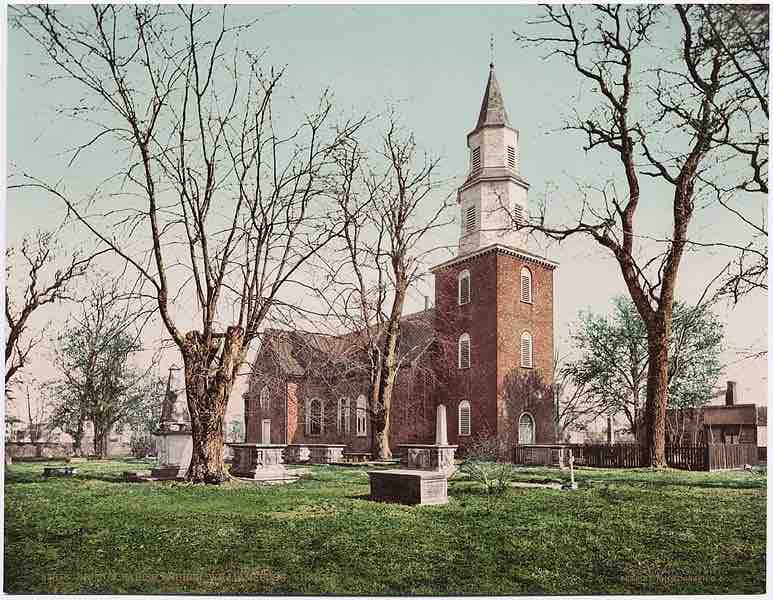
4 459 766 595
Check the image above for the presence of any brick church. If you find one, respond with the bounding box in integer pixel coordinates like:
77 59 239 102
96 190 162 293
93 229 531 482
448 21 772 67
244 64 558 454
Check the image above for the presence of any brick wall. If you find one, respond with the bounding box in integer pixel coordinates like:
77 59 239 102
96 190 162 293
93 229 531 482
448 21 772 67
432 247 557 451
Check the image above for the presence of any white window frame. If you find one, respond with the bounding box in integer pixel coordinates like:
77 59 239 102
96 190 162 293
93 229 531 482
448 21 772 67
337 397 350 434
259 386 270 410
458 401 471 436
306 397 324 436
520 331 533 368
518 412 536 445
355 395 368 437
520 267 533 304
458 269 471 305
458 333 471 369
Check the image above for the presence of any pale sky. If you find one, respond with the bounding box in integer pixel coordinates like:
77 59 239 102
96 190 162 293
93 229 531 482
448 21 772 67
5 5 767 423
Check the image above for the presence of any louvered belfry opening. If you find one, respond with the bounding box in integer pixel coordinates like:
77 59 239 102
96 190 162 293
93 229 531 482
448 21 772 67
471 146 481 173
465 206 477 233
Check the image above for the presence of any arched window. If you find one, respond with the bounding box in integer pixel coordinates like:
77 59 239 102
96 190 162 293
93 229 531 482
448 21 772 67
355 395 368 437
458 401 471 437
519 413 535 445
306 397 323 436
337 397 350 434
520 331 533 368
458 333 471 369
259 386 270 410
520 267 532 303
458 269 471 305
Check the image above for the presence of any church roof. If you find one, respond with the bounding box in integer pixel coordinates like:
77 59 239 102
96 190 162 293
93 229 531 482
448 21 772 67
257 309 436 379
475 64 511 130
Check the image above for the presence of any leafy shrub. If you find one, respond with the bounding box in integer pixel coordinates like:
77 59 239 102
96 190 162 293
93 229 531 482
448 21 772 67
459 433 517 495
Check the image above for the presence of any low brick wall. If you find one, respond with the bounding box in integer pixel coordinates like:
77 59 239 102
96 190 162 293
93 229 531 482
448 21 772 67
6 442 76 460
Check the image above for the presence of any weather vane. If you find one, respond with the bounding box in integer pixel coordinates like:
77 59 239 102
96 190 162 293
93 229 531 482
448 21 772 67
490 34 495 68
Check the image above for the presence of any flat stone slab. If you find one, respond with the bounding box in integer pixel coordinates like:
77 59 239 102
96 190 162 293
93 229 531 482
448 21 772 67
368 469 448 506
43 467 78 477
510 481 562 490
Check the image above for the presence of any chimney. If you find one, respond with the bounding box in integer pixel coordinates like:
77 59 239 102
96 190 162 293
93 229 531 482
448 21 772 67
725 381 739 406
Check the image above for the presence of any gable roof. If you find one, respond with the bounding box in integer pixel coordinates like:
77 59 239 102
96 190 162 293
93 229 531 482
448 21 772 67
256 308 436 379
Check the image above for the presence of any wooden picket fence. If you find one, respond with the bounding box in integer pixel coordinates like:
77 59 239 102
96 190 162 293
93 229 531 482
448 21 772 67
514 443 758 471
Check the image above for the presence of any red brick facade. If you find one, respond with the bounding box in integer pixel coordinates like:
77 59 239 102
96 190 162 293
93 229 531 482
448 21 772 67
431 246 557 451
244 245 557 454
244 65 558 455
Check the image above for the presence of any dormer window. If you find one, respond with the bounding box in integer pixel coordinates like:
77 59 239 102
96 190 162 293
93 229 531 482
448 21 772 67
472 147 481 172
507 146 516 170
465 206 477 234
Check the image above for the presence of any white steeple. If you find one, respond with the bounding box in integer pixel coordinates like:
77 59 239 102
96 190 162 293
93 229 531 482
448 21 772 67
457 63 529 256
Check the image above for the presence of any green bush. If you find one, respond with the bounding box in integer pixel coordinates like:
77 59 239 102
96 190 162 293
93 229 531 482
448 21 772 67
459 433 516 494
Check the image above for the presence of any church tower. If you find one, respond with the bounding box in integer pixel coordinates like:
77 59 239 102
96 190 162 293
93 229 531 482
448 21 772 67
432 63 558 453
458 63 530 255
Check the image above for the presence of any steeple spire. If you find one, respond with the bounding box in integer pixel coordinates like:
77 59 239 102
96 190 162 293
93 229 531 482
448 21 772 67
475 63 511 130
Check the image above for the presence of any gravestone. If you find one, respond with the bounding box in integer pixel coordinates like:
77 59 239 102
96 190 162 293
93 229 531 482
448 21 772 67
151 366 192 480
228 443 298 483
397 404 457 475
369 404 454 505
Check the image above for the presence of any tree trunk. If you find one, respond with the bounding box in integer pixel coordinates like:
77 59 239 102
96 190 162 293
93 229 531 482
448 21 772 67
643 320 670 467
93 427 107 458
369 281 407 460
182 327 244 484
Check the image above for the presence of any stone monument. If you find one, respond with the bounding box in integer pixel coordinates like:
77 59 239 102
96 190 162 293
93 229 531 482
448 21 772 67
151 366 193 480
397 404 457 475
227 443 298 483
369 403 456 505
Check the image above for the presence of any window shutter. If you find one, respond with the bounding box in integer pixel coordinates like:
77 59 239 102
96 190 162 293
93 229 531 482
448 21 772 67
465 206 477 233
472 147 481 172
459 273 470 305
521 334 533 368
459 336 471 369
520 269 532 303
514 204 525 226
507 146 516 170
459 402 471 436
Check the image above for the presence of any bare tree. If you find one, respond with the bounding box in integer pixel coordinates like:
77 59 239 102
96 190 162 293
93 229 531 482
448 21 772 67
323 114 452 459
5 226 103 398
697 5 769 304
12 6 366 482
512 5 767 466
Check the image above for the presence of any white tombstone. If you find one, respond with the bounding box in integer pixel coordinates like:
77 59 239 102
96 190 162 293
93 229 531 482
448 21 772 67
152 366 193 479
435 404 448 446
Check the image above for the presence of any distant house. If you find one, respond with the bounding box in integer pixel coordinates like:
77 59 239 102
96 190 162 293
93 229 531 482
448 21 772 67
666 381 767 446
